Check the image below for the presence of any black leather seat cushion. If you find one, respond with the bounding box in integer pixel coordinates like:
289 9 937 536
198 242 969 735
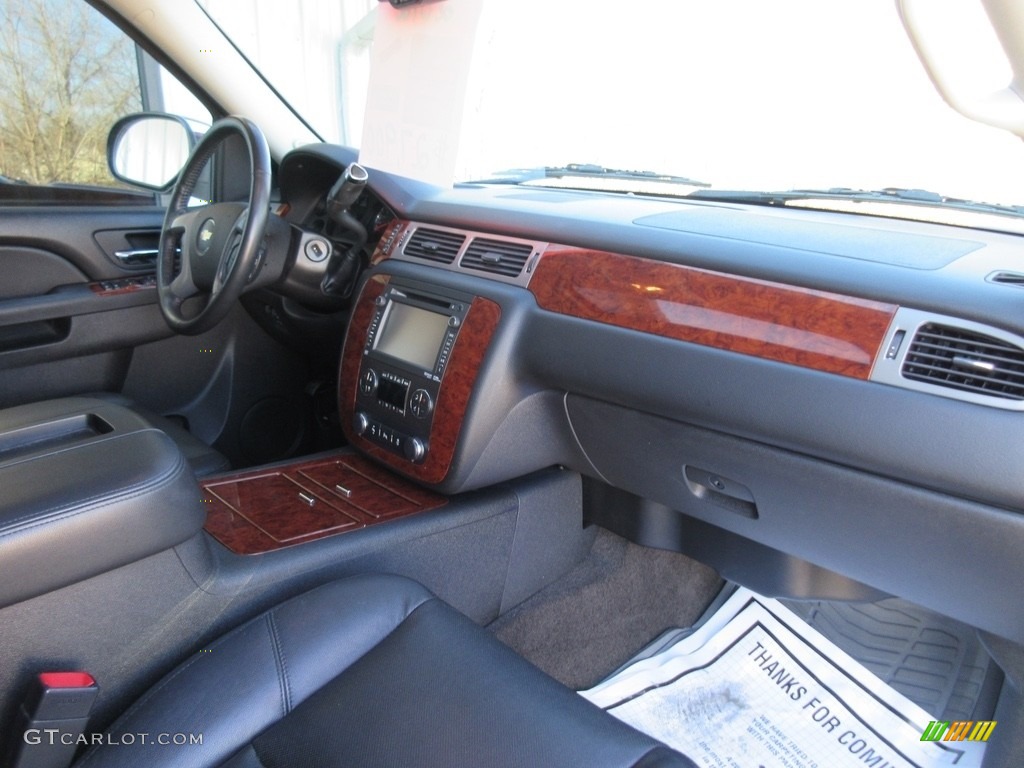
77 574 695 768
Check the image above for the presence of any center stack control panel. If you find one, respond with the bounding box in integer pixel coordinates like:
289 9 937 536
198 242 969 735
352 280 473 465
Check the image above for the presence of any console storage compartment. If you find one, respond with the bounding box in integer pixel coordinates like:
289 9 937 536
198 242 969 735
0 400 202 608
202 453 448 554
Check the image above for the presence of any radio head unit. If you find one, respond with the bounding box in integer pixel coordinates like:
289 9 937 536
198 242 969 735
354 282 474 463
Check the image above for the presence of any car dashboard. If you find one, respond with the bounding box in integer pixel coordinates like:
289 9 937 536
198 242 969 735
269 142 1024 647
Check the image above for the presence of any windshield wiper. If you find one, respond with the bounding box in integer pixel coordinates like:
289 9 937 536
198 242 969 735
461 163 711 188
687 186 1024 218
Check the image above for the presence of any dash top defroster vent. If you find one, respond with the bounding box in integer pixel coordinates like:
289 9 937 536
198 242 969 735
901 322 1024 401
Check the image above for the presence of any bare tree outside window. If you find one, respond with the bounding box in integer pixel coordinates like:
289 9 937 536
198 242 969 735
0 0 140 186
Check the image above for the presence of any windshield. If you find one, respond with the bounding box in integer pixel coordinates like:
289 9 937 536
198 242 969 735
199 0 1024 225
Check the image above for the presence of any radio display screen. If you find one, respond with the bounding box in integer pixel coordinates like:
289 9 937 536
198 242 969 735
374 302 450 370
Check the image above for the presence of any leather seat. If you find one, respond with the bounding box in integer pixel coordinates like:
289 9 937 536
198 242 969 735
77 574 697 768
0 395 229 478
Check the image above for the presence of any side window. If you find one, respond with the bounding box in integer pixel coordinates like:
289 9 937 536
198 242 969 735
0 0 209 199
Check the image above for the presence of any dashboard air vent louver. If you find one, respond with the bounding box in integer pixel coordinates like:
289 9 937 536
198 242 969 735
901 323 1024 401
460 238 533 278
403 228 465 264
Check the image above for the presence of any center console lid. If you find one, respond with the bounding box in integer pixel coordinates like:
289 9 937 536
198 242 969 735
0 397 203 607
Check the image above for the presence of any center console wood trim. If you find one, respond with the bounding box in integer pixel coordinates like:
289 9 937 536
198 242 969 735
202 452 447 555
339 274 502 485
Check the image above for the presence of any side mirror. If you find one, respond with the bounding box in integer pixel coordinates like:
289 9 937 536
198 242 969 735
107 113 196 191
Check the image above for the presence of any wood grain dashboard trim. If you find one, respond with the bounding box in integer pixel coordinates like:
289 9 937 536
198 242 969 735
530 246 897 379
202 452 447 555
338 275 502 485
370 219 411 266
88 276 157 296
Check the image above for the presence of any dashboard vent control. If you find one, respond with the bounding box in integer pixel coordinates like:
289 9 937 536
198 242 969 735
460 238 533 277
403 228 465 264
902 323 1024 401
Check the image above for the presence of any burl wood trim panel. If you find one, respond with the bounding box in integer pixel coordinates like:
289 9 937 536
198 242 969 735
202 452 447 555
339 279 502 485
88 278 157 296
207 472 361 542
370 219 411 266
530 246 897 379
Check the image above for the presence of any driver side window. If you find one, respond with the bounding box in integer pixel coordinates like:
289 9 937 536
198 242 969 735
0 0 209 202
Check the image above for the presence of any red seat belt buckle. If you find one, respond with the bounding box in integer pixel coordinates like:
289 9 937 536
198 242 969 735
6 671 99 768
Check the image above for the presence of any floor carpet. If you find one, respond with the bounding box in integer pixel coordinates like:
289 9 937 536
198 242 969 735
488 526 724 690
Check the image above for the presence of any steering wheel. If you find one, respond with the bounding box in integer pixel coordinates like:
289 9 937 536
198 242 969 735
157 116 271 335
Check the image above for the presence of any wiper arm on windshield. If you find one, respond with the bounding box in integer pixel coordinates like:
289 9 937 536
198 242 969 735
461 163 710 189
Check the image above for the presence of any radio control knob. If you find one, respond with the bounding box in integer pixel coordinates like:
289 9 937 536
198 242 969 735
359 368 378 395
404 437 426 463
448 316 460 328
375 295 387 307
353 412 370 436
410 388 433 418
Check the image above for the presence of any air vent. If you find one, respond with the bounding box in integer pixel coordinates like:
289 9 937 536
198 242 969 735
988 271 1024 286
901 323 1024 400
403 228 465 264
460 238 533 278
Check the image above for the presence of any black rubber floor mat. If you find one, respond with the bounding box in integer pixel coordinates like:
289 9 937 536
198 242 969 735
782 597 1001 722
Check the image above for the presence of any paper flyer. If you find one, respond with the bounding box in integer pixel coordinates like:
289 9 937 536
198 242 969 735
581 589 990 768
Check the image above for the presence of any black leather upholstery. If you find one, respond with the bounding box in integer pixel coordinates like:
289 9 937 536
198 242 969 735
0 395 229 477
78 574 697 768
0 419 203 608
85 393 230 477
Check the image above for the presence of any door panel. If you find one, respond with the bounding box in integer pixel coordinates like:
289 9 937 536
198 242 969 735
0 207 166 280
0 247 86 299
92 228 163 272
0 204 316 468
0 205 172 408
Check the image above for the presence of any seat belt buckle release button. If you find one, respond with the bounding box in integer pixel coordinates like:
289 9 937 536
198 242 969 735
28 672 99 721
8 672 99 768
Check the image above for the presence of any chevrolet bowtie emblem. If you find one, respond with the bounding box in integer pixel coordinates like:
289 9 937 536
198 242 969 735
196 218 217 255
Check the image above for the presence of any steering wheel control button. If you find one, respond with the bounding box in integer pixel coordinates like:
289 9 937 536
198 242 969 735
304 237 330 263
247 246 266 283
359 368 378 395
410 389 433 418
